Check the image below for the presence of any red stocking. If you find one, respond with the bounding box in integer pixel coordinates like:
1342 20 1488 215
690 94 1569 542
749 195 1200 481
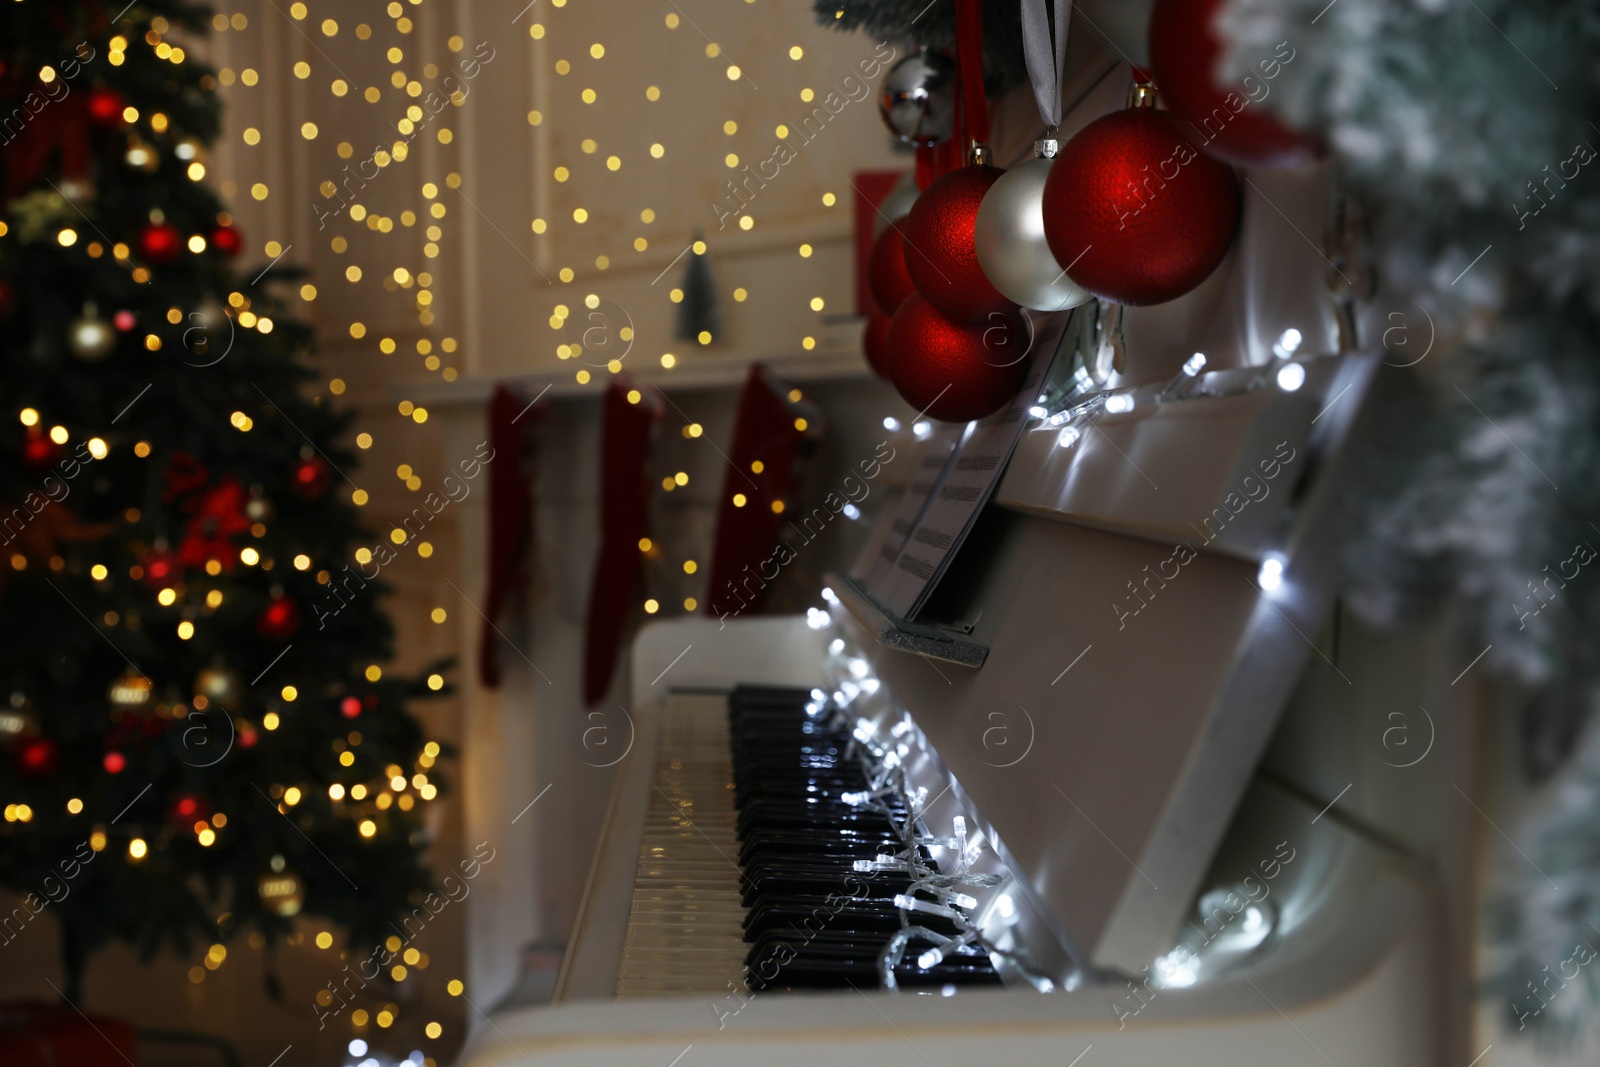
704 366 823 621
582 378 662 705
479 384 542 689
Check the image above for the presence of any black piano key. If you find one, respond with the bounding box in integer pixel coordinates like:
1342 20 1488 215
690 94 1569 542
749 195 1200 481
742 932 1001 991
723 685 995 994
742 899 960 938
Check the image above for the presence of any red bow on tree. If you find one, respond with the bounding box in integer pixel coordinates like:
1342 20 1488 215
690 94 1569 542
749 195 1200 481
0 76 92 204
178 477 250 569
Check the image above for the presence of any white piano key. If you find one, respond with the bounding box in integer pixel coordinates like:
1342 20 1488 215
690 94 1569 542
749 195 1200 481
616 692 747 997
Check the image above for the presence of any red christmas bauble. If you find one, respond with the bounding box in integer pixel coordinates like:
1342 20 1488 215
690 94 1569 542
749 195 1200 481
902 164 1018 323
138 221 184 264
862 313 893 379
867 223 915 315
257 596 302 640
1148 0 1320 169
887 294 1029 423
86 86 126 128
291 456 332 500
141 550 182 588
16 737 58 778
21 427 61 469
210 224 243 258
1042 107 1241 306
172 794 209 821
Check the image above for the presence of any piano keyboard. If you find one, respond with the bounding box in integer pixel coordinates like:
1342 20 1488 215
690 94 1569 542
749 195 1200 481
617 685 1002 997
617 692 747 996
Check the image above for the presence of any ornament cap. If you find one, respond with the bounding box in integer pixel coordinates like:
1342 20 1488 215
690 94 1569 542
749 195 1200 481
1034 137 1061 159
968 143 992 167
1128 81 1159 110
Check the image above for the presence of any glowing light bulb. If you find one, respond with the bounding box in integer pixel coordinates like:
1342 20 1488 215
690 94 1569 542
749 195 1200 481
1258 553 1286 593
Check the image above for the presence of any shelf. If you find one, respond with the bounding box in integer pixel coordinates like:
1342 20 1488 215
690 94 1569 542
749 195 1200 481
392 343 874 408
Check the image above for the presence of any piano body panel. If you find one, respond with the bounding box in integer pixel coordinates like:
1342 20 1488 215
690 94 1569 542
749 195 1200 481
462 788 1440 1065
837 513 1321 974
627 616 832 709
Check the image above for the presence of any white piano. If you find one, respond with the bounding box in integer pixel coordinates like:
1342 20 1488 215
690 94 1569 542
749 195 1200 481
459 331 1476 1067
459 68 1478 1067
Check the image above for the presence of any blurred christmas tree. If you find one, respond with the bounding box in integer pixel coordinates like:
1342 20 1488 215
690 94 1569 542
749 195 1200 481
0 1 448 1004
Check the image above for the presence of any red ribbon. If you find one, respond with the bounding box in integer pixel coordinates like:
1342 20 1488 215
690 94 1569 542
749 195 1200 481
1 87 92 203
955 0 988 150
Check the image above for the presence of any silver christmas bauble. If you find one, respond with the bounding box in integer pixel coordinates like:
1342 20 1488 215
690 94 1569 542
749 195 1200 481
975 155 1092 313
878 48 955 147
69 307 116 361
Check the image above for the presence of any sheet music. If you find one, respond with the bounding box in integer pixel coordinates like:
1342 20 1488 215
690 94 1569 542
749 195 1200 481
856 422 965 592
875 313 1070 619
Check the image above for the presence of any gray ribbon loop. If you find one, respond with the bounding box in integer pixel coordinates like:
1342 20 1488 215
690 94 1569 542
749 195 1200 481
1020 0 1072 128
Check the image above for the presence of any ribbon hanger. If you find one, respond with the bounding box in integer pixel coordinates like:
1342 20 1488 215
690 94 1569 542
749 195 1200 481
1020 0 1072 132
954 0 989 159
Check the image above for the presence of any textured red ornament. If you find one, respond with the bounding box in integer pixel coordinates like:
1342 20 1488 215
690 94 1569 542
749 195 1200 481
138 221 183 264
867 223 915 315
1042 107 1240 306
862 313 893 379
257 595 301 640
210 223 243 257
86 86 125 128
291 456 332 500
887 294 1029 422
902 164 1018 322
21 427 61 469
1148 0 1320 169
16 736 58 778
